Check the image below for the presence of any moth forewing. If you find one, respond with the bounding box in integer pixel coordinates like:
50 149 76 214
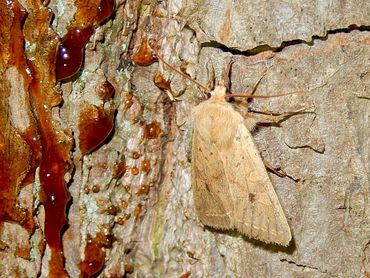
191 86 292 246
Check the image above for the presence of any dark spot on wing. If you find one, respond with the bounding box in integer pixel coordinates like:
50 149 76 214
249 193 256 203
205 182 211 192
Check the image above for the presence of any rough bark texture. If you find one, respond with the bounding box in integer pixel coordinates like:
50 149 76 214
1 0 370 277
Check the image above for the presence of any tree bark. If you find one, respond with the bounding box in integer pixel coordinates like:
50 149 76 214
1 0 370 277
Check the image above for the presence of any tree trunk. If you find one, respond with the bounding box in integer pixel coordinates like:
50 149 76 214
1 0 369 277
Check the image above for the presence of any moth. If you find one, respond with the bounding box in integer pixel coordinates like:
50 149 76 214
191 85 292 246
142 41 292 245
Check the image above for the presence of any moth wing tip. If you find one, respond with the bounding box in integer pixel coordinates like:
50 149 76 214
238 227 292 246
278 238 292 247
258 236 292 247
274 232 292 246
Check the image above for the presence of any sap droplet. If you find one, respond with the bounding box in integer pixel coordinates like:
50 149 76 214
124 185 130 192
143 121 161 139
137 185 149 195
117 213 130 225
78 104 114 155
113 162 126 178
124 263 134 274
79 232 110 277
131 151 140 159
131 166 139 175
55 27 94 81
141 159 151 173
92 185 100 193
131 38 157 66
180 271 191 278
116 217 125 225
153 72 172 92
124 94 134 109
120 200 128 210
95 0 116 25
107 205 117 215
97 81 115 101
134 203 142 220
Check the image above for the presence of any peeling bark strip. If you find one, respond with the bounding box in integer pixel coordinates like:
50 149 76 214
191 86 292 246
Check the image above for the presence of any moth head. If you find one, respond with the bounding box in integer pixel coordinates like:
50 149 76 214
210 85 227 102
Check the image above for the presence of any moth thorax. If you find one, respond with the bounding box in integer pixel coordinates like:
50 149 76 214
208 124 236 149
210 86 227 101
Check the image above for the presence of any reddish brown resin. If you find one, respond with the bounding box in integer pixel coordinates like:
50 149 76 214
180 271 192 278
0 0 39 234
95 0 115 25
56 0 115 81
134 204 142 220
79 232 109 278
106 205 117 215
141 159 151 172
78 104 114 155
92 185 101 193
0 0 115 276
143 121 161 139
120 200 128 210
132 38 158 66
131 166 139 175
28 69 72 277
124 94 134 109
22 2 72 276
124 263 134 274
97 81 115 101
55 26 95 81
137 185 150 195
153 72 172 92
113 162 126 178
116 212 130 225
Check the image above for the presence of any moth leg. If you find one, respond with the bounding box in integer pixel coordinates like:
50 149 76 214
263 159 288 177
245 106 315 129
242 68 268 97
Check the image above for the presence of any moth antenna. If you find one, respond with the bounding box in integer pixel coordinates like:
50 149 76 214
147 40 303 101
147 39 210 97
249 68 268 96
154 52 210 96
225 91 304 99
222 58 234 92
206 61 215 91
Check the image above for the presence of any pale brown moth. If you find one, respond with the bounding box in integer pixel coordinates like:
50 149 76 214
150 45 293 246
191 85 292 246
